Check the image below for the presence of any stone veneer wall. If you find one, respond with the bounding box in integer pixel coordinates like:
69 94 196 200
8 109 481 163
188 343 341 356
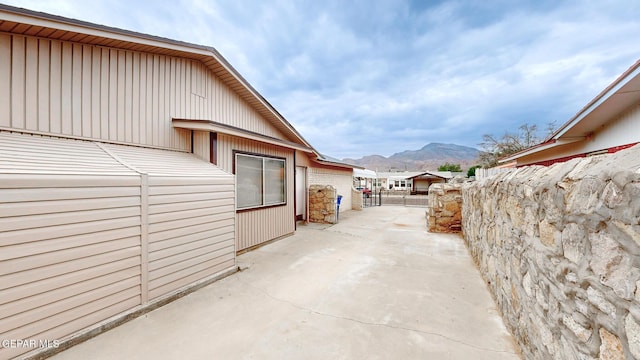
352 188 363 210
462 146 640 360
427 183 463 233
309 185 337 224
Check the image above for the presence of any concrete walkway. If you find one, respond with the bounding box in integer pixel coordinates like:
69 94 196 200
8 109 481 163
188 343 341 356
52 206 520 359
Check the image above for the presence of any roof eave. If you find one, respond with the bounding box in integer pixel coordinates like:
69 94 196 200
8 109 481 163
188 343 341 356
499 138 584 163
0 4 317 152
312 157 362 170
547 59 640 141
172 119 315 153
407 171 449 180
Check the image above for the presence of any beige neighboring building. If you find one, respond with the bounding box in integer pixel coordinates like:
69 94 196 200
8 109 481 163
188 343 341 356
501 59 640 167
307 155 361 213
0 5 350 359
407 171 453 194
376 171 423 191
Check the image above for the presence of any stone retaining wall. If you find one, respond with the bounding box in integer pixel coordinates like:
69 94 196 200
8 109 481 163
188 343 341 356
309 185 337 224
462 146 640 359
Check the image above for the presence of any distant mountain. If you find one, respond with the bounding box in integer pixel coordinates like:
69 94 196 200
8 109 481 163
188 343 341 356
343 143 480 171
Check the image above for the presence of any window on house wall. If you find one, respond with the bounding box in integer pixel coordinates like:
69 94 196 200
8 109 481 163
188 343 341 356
236 153 286 210
209 133 217 165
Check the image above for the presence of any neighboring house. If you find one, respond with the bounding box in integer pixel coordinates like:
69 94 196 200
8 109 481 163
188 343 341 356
353 168 377 189
0 5 346 359
376 171 423 191
501 59 640 167
407 171 454 194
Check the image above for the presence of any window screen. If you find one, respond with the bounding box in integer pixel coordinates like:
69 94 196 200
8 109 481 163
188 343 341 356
236 153 286 209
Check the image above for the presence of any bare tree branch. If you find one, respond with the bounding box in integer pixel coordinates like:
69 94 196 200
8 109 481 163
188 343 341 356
477 122 556 168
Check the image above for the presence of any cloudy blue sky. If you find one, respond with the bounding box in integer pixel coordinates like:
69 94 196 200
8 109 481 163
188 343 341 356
6 0 640 159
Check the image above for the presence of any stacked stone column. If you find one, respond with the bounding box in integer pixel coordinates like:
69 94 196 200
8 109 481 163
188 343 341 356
428 183 463 233
309 185 337 224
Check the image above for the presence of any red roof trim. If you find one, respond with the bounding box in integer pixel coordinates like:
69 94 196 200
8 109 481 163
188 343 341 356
519 142 639 167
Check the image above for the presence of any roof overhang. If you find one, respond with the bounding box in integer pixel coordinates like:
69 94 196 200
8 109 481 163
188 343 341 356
499 138 584 163
552 60 640 140
0 4 316 152
501 59 640 164
353 168 377 178
312 157 362 170
172 119 314 153
407 171 449 180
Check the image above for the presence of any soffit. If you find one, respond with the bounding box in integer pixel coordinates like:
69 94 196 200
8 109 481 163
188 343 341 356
0 5 313 149
553 61 640 140
500 60 640 164
561 74 640 139
173 119 315 153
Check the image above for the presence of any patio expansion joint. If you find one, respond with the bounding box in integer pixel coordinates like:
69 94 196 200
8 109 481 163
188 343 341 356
238 278 517 356
324 229 365 239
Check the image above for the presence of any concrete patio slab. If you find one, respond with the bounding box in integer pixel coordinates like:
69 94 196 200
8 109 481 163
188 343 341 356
51 206 520 359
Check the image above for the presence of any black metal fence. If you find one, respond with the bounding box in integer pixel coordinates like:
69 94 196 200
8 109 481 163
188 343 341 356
362 190 429 207
361 190 381 207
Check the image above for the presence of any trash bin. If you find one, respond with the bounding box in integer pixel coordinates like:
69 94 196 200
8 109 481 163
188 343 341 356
336 195 343 223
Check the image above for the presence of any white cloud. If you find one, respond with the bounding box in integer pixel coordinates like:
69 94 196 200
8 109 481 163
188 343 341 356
4 0 639 159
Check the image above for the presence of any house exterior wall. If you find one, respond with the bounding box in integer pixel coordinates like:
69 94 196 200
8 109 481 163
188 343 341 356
516 105 640 166
377 172 422 191
192 131 211 162
1 29 300 253
217 133 296 252
0 33 286 151
308 166 353 212
379 177 389 189
103 143 236 301
583 105 640 153
388 177 412 190
0 14 307 358
146 175 235 299
0 137 142 360
295 150 313 167
0 132 235 359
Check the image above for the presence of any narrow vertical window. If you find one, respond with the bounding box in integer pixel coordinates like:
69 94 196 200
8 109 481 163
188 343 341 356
210 132 217 164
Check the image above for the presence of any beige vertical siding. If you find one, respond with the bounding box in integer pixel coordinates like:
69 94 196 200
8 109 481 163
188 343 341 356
0 33 287 150
0 132 235 359
217 134 295 251
295 150 313 167
0 33 10 126
192 130 210 162
0 22 308 357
